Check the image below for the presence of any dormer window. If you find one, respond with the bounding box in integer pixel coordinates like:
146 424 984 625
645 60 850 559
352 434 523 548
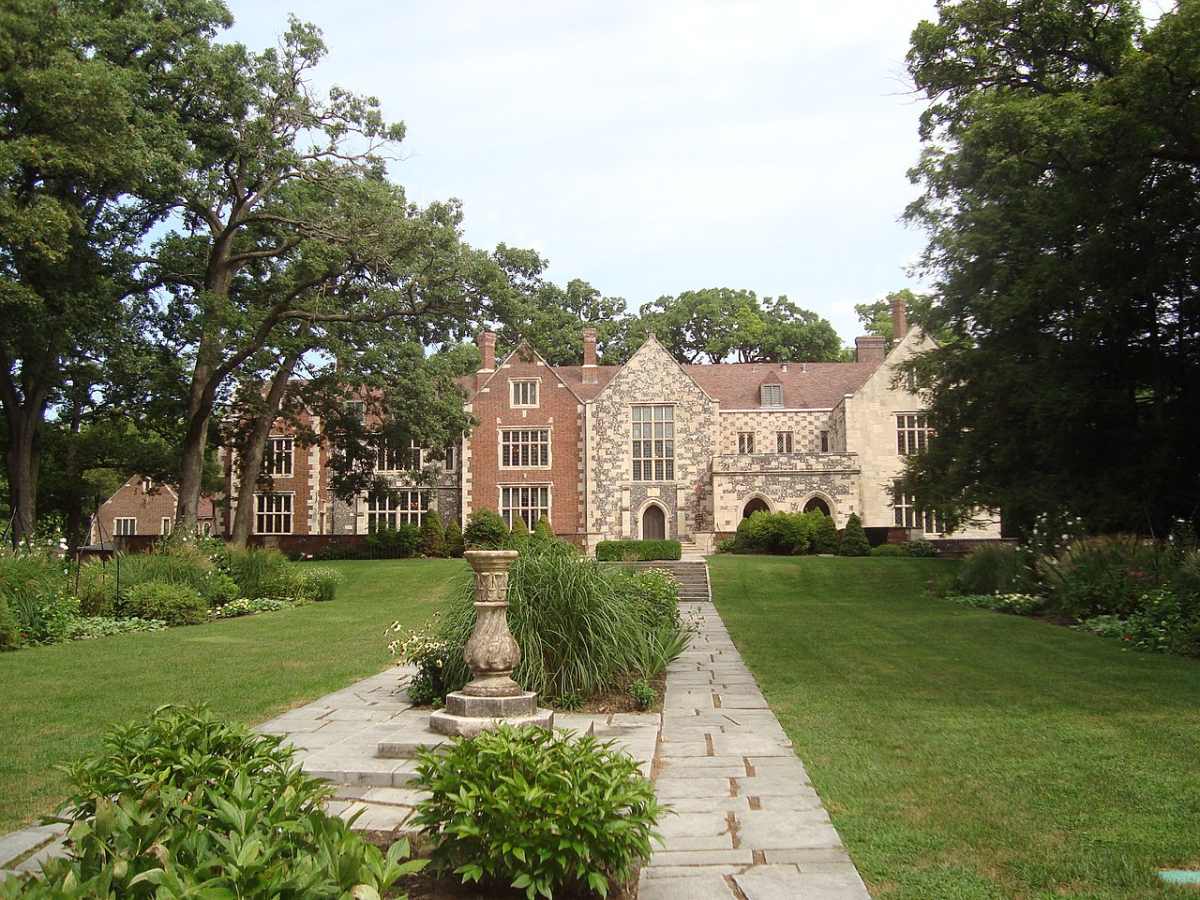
760 384 783 407
510 379 539 408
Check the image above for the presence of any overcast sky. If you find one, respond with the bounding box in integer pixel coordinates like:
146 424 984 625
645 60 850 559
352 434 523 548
223 1 965 345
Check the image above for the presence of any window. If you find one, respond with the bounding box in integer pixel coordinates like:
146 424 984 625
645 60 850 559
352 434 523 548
501 485 550 530
376 439 421 472
264 437 293 476
344 400 365 422
632 405 674 481
160 517 172 535
760 384 783 407
443 445 458 472
141 478 153 493
510 379 539 408
776 431 794 453
500 429 550 467
896 414 931 455
201 521 213 537
367 491 427 530
114 517 136 536
255 493 293 534
738 432 755 454
820 430 830 453
893 481 945 533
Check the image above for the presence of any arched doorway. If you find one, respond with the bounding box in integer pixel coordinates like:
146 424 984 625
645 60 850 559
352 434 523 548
803 496 831 517
742 497 770 519
642 504 666 540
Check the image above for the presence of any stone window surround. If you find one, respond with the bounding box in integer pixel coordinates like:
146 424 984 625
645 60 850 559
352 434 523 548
498 425 552 469
509 377 541 409
631 403 676 482
776 431 794 453
738 431 755 454
896 412 931 456
255 491 294 535
367 490 428 529
160 516 172 535
892 480 945 533
264 435 294 476
499 482 551 530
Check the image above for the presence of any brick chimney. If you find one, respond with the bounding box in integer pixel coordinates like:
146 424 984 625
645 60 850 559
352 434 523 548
581 327 598 383
855 335 887 365
891 295 908 341
478 331 496 371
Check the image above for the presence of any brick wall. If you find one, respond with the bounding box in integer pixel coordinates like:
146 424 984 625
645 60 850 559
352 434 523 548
91 477 218 541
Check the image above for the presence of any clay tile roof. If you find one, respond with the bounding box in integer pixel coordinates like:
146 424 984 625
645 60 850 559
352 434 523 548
684 361 877 409
549 365 620 400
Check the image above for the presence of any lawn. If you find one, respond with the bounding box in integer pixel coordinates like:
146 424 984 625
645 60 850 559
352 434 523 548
0 558 465 833
708 555 1200 900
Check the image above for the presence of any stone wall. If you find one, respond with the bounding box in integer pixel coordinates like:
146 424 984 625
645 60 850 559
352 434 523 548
585 336 719 543
711 452 860 530
828 401 848 452
717 409 833 455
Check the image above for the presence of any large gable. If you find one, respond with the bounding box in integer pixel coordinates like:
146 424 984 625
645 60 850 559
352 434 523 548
685 361 876 409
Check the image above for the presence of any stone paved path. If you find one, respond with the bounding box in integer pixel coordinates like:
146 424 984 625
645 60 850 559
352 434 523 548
639 596 871 899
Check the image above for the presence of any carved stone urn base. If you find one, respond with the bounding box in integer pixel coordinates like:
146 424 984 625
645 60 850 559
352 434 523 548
429 692 554 739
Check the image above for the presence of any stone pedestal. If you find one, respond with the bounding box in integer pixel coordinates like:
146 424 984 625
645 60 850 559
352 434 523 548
428 549 553 738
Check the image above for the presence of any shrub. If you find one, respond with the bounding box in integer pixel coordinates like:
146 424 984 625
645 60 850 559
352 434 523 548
438 553 686 700
1040 535 1173 618
952 593 1044 615
0 551 73 644
838 513 870 556
223 546 293 599
420 510 446 557
595 539 682 561
1076 589 1200 657
505 515 532 552
386 622 452 706
733 511 817 554
463 509 508 549
0 595 20 650
444 518 465 558
297 567 341 602
870 544 908 557
629 678 656 710
715 538 736 553
14 706 423 898
811 514 839 554
412 725 660 899
955 543 1033 596
120 581 207 626
1172 549 1200 605
210 597 292 619
533 516 555 542
109 544 237 608
365 523 422 559
905 539 939 557
64 616 167 639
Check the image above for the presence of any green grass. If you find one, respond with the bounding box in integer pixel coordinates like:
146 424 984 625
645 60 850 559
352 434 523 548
0 558 465 833
708 555 1200 900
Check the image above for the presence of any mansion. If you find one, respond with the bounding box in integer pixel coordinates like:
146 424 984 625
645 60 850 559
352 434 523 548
93 298 1000 552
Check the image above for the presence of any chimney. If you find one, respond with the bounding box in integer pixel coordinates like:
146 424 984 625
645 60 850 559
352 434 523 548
478 331 496 371
891 295 908 341
582 327 598 383
855 335 887 365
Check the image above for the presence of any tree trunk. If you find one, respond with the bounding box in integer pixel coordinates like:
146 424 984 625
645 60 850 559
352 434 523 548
63 392 84 553
229 351 304 548
5 415 38 548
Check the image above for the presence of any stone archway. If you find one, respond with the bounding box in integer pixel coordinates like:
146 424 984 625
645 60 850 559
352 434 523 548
642 504 666 540
743 497 770 518
803 496 832 517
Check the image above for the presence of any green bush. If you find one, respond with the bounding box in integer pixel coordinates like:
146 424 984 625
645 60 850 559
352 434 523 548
444 518 465 558
1172 549 1200 605
811 514 839 554
76 563 117 617
733 511 816 554
952 593 1044 615
955 543 1033 595
463 509 508 549
0 551 73 644
297 566 341 602
715 538 736 553
210 597 292 619
365 523 421 559
904 539 939 557
1075 589 1200 656
419 510 446 557
533 516 555 542
223 546 292 599
0 595 20 650
595 539 682 561
412 725 660 900
64 616 167 640
7 706 423 898
1040 535 1172 618
438 552 687 700
838 513 870 556
120 581 207 626
870 544 908 557
629 678 656 710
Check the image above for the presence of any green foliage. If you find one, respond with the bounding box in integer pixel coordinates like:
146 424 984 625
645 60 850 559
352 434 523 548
120 581 207 626
419 510 446 558
222 547 293 600
209 597 292 619
533 516 555 542
951 593 1044 616
0 551 73 644
955 543 1033 596
88 545 238 612
904 540 939 558
1040 536 1173 619
715 538 736 554
553 691 583 711
629 678 656 710
386 623 452 707
463 509 508 550
0 595 20 650
1075 589 1200 657
412 725 661 899
444 519 465 558
811 515 840 554
5 706 423 897
837 514 870 557
595 539 682 561
870 544 908 558
365 524 422 559
64 616 166 640
855 289 939 345
733 511 815 555
438 554 686 700
298 567 341 603
504 515 531 552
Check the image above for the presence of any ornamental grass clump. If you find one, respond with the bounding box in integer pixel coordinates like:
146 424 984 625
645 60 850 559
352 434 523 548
412 725 662 899
4 706 423 898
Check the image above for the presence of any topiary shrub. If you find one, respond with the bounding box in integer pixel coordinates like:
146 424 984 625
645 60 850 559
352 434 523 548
595 539 682 561
732 511 815 554
463 509 508 549
419 510 446 558
955 543 1033 596
19 706 424 898
444 518 465 558
811 515 839 554
904 539 939 557
412 725 661 900
870 544 908 557
120 581 207 626
838 514 870 556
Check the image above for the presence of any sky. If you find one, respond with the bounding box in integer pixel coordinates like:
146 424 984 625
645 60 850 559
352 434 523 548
223 1 962 345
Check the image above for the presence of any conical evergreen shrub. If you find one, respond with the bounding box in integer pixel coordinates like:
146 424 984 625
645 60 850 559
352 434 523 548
838 513 870 557
420 511 446 557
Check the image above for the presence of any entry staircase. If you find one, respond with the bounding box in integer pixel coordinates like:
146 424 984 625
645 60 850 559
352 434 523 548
616 559 712 603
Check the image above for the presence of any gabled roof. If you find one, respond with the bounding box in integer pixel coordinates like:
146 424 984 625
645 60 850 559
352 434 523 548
685 361 877 409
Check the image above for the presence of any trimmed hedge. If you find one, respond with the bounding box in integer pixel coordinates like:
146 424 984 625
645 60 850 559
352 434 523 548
595 540 682 562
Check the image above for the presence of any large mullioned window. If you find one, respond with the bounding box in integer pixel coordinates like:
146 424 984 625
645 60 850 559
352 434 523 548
255 493 293 534
632 405 674 481
263 438 293 476
367 491 427 530
500 429 550 467
896 414 931 455
500 485 550 530
892 481 945 533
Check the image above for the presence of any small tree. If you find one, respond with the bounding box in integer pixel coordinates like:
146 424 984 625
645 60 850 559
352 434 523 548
533 516 555 542
839 513 870 557
812 515 839 554
463 509 508 550
420 510 446 558
444 519 465 558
